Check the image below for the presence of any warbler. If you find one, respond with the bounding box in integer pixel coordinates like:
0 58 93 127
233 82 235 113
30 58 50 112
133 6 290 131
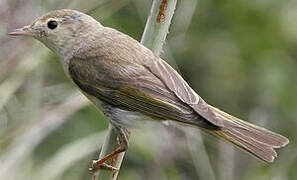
9 9 289 169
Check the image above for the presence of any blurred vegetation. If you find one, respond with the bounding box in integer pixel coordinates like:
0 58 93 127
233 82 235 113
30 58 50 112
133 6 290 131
1 0 297 180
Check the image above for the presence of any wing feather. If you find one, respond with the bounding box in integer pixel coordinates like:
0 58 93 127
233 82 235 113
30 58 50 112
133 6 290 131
68 56 214 128
145 59 224 127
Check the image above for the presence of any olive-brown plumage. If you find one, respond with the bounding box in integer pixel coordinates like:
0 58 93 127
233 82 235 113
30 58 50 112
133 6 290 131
9 9 289 163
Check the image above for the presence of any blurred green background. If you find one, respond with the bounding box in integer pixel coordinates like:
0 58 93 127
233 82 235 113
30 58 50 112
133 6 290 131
0 0 296 180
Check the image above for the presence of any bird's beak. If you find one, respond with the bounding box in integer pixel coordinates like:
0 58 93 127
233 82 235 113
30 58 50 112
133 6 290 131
8 26 33 36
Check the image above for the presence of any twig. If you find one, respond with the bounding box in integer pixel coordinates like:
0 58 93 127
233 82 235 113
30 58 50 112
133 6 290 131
92 0 177 179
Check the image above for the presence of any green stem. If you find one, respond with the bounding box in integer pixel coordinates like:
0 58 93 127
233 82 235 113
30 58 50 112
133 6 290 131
141 0 177 55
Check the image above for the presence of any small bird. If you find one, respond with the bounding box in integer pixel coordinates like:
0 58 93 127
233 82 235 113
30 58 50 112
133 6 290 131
9 9 289 169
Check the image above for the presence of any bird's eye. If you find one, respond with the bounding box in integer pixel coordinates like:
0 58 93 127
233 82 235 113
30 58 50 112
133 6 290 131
47 20 58 30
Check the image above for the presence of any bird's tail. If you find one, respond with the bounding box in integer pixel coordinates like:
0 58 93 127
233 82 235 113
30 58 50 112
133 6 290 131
208 105 289 163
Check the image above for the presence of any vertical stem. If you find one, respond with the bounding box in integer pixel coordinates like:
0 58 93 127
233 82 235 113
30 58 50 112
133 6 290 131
92 124 123 180
141 0 177 55
92 124 112 179
93 0 177 179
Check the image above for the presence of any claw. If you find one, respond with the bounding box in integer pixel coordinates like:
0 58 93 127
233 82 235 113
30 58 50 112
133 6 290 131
99 163 119 171
90 161 119 172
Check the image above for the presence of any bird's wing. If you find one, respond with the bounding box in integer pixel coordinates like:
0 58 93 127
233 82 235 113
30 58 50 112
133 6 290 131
68 56 213 127
143 58 224 127
67 24 223 127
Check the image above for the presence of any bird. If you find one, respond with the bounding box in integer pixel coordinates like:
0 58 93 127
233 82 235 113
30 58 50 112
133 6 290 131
9 9 289 170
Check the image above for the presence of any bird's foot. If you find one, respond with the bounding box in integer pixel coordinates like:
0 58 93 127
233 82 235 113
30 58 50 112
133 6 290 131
90 162 119 172
90 127 130 173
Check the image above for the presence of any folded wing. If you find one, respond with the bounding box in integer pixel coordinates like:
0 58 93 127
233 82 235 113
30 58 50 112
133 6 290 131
144 58 224 127
68 56 216 129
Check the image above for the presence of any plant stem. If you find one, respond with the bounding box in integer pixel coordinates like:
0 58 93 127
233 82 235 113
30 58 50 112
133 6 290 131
92 124 114 179
93 0 177 179
141 0 177 55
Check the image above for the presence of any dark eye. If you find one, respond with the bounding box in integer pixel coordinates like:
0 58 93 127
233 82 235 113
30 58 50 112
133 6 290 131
47 20 58 30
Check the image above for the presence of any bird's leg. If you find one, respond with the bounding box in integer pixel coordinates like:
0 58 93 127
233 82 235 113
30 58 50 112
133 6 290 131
90 128 130 172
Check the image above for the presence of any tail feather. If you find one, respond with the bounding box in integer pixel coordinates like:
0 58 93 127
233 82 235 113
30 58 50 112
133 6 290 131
209 106 289 163
215 127 278 162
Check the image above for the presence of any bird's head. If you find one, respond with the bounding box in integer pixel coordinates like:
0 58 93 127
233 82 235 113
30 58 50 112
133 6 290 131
9 9 101 58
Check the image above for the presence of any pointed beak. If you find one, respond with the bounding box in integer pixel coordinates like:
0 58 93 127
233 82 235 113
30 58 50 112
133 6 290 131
8 26 33 36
